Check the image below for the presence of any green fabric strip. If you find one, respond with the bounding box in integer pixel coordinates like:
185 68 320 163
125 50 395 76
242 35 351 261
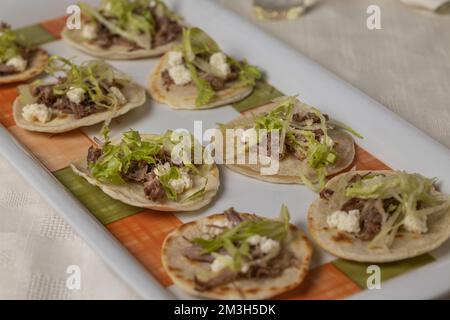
332 254 435 289
54 167 142 225
14 24 56 47
232 79 283 112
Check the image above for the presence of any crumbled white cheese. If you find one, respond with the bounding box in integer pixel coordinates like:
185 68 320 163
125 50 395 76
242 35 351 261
81 23 97 40
66 87 86 104
168 172 192 194
22 103 52 123
167 51 183 68
110 86 127 105
247 234 263 246
209 52 230 78
327 210 361 234
6 56 27 72
403 214 428 234
211 255 233 273
154 162 171 177
168 65 192 85
260 237 280 255
247 235 281 256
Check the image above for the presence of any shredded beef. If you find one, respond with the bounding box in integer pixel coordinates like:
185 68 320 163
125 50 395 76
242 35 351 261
143 172 165 201
292 112 329 123
348 172 372 185
194 269 237 292
153 16 182 47
124 160 148 182
53 96 106 119
34 85 58 105
341 198 366 212
224 208 243 225
183 244 214 263
87 146 102 164
0 64 18 76
358 205 382 241
33 85 107 119
201 73 226 91
244 250 295 280
320 188 334 200
161 69 174 89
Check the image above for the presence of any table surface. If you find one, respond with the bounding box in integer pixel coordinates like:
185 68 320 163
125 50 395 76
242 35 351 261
0 0 449 299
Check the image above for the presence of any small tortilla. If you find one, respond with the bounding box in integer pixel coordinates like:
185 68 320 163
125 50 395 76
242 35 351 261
308 170 450 263
0 48 49 84
224 100 356 184
13 81 146 133
71 134 220 212
162 212 313 299
147 53 253 110
61 27 177 60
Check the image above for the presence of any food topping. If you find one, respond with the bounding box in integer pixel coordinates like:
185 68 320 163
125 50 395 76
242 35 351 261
81 23 97 40
19 56 130 122
323 171 450 249
161 27 261 106
326 210 361 234
87 129 208 203
66 87 86 104
0 22 32 75
21 103 52 123
184 206 295 291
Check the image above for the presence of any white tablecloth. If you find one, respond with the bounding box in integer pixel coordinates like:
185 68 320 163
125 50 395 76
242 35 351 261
1 0 449 299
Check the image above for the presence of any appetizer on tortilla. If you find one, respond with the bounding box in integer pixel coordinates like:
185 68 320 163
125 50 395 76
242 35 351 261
308 170 450 262
62 0 183 60
13 56 146 133
71 129 220 212
148 27 261 109
0 22 49 84
162 206 312 299
222 96 361 191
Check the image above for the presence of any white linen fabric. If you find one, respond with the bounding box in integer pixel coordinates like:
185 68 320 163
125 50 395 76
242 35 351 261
0 0 449 299
0 155 139 299
401 0 449 11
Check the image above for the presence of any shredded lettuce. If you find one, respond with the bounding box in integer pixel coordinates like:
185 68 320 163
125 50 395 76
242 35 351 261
89 128 208 202
181 178 208 202
44 55 129 109
90 128 162 184
0 27 21 63
193 205 291 271
186 62 216 107
228 56 262 88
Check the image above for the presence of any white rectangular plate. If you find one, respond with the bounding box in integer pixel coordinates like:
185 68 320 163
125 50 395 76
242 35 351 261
1 0 449 299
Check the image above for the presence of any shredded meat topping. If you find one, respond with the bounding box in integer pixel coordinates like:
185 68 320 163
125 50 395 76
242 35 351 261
143 172 165 202
87 146 102 164
123 160 149 182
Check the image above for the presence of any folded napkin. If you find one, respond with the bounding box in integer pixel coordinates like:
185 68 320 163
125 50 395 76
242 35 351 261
401 0 449 11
